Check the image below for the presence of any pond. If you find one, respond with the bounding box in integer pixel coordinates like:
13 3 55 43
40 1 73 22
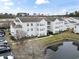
45 41 79 59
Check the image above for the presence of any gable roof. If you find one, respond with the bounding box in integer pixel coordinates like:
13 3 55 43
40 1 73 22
18 17 64 22
68 20 76 23
18 17 48 22
47 17 64 21
57 18 64 21
12 23 22 28
73 17 79 20
76 23 79 25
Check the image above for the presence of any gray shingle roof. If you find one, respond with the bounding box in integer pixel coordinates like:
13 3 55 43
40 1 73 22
73 17 79 20
76 23 79 25
19 17 48 22
47 17 64 21
18 17 64 22
46 17 56 21
57 17 64 21
68 20 76 23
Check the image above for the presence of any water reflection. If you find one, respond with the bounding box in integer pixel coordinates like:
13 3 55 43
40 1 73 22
45 41 79 59
46 42 63 52
73 41 79 51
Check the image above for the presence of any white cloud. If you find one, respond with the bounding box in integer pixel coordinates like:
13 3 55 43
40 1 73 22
52 9 67 15
4 2 13 6
1 0 13 6
1 0 11 2
4 6 11 9
35 0 49 5
0 0 14 13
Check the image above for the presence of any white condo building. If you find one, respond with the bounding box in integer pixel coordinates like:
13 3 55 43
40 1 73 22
10 17 47 39
10 16 79 39
47 17 67 34
74 23 79 33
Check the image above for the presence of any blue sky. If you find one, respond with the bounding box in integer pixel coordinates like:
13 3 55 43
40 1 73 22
0 0 79 15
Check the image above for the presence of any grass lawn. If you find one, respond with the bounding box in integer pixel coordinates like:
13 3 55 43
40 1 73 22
34 30 79 47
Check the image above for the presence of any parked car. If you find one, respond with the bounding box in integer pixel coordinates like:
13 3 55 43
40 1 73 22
0 56 14 59
0 31 5 37
0 56 4 59
0 46 11 53
0 37 8 44
8 56 14 59
0 42 11 54
0 43 9 47
0 37 6 41
0 42 8 45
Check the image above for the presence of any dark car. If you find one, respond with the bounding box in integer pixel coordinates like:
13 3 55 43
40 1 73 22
0 46 11 53
0 30 5 37
0 32 4 37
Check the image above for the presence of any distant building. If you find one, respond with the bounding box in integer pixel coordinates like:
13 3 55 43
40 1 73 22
17 13 29 17
0 18 14 29
71 17 79 23
47 17 67 34
74 23 79 33
64 17 77 29
64 17 79 33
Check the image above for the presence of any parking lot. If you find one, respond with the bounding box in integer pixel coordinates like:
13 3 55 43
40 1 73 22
0 37 11 55
0 30 14 59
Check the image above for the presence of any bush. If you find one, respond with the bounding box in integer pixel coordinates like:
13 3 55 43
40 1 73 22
10 36 16 41
38 35 47 38
9 32 11 35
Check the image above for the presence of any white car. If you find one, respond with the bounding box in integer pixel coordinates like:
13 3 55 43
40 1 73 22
0 56 14 59
0 56 4 59
8 56 14 59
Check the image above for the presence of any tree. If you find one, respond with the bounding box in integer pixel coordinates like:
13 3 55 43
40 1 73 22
69 13 74 17
15 30 26 40
75 11 79 16
68 11 79 17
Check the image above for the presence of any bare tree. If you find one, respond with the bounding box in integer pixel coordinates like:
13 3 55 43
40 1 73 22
16 30 26 40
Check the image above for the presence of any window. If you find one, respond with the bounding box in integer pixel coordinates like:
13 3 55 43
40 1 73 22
27 29 29 31
75 26 76 28
37 28 39 31
40 24 44 26
37 24 39 26
55 26 59 29
40 28 45 31
31 23 33 26
27 24 29 26
31 28 33 31
48 22 50 25
48 26 50 29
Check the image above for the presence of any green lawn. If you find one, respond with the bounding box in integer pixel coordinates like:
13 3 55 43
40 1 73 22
35 31 79 47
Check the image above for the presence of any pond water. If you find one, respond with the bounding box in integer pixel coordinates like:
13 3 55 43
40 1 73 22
45 41 79 59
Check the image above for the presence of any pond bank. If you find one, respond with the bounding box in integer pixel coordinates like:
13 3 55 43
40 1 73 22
5 30 79 59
